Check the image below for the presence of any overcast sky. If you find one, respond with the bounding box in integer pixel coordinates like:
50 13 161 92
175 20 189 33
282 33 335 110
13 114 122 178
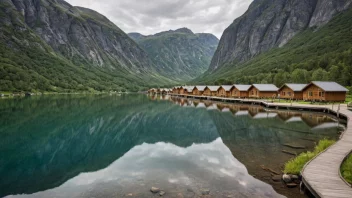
65 0 253 38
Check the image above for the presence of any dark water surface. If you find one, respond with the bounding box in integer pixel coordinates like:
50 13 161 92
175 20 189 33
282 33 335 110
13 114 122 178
0 94 342 198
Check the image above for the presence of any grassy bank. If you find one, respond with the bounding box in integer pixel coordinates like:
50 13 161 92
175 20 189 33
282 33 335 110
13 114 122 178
341 154 352 184
284 139 336 174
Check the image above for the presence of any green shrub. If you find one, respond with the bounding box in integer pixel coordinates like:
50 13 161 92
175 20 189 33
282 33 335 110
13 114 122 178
341 154 352 184
284 139 336 174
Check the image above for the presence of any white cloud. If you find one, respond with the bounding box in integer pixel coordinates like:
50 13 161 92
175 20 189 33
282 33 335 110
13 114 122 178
65 0 253 38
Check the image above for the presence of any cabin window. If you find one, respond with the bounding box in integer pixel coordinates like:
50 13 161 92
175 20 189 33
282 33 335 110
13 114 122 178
309 91 313 97
322 92 325 97
251 90 254 95
282 92 286 96
288 92 291 96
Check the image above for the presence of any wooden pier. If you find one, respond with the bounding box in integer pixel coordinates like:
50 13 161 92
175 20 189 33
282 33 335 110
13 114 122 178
170 93 352 198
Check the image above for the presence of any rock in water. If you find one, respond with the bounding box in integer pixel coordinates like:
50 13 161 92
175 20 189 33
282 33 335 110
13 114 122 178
286 183 298 188
159 191 165 196
282 174 292 183
272 175 282 182
201 189 210 195
291 174 299 180
150 187 160 193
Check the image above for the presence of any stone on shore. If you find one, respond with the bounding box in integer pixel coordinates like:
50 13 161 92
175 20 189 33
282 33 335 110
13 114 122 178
282 174 292 183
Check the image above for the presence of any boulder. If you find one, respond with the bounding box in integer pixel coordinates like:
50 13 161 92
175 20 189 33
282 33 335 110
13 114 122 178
159 191 165 196
282 174 292 183
201 189 210 195
150 187 160 193
272 175 282 182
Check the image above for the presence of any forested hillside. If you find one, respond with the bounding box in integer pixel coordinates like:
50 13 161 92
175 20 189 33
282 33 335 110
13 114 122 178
0 0 173 93
129 28 219 81
194 8 352 89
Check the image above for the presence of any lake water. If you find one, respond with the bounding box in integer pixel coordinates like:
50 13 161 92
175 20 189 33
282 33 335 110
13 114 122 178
0 94 343 198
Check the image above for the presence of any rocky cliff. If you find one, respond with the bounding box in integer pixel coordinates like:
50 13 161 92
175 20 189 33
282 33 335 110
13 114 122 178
209 0 352 71
129 28 219 81
0 0 172 92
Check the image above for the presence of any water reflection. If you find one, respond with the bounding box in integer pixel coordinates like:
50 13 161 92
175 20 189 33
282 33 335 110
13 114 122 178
5 139 283 198
0 95 342 198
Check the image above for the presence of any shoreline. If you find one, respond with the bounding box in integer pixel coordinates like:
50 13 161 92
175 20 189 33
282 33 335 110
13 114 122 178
168 93 352 197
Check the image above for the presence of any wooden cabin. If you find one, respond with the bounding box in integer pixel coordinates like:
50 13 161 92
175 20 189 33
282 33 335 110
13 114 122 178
192 86 207 96
248 84 279 98
278 84 307 100
302 81 348 102
203 86 220 96
179 86 194 95
148 88 156 94
217 85 233 97
161 88 168 95
230 85 251 98
172 87 179 94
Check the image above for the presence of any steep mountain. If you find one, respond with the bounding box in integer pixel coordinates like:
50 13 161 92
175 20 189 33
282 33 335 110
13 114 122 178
128 28 219 81
0 0 173 92
195 0 352 87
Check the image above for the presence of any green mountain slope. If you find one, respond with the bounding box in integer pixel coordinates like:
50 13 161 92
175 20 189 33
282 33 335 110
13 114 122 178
194 8 352 88
129 28 219 82
0 0 173 93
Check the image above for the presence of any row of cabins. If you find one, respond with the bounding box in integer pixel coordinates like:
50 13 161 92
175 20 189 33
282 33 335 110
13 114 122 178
169 81 348 102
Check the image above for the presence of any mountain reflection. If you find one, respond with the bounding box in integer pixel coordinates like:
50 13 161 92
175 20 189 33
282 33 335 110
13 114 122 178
0 95 341 197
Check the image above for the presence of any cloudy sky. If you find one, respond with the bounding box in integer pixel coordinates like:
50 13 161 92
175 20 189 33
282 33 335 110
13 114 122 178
65 0 253 38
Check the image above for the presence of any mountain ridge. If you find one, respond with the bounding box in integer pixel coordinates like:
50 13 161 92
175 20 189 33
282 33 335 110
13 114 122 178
208 0 352 72
0 0 174 92
128 28 219 81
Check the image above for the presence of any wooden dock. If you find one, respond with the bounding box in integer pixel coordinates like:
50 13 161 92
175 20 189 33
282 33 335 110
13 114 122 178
301 106 352 198
169 94 352 197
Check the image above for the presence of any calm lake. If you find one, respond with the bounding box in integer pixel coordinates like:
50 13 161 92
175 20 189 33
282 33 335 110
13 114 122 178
0 94 343 198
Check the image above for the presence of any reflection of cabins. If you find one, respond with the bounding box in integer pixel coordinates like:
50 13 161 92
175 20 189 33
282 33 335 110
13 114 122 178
301 113 333 127
252 112 278 119
277 111 302 121
192 86 207 95
278 84 307 100
203 101 213 108
248 84 279 98
217 85 233 97
148 88 156 94
204 86 220 96
312 122 340 130
230 85 251 98
302 81 348 102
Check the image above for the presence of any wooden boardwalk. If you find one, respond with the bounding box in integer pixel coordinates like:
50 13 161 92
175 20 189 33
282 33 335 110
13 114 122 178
169 94 352 197
301 105 352 198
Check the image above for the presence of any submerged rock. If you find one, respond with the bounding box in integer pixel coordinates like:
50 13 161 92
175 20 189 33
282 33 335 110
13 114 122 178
150 187 160 193
201 189 210 195
159 191 165 196
272 175 282 182
286 183 298 188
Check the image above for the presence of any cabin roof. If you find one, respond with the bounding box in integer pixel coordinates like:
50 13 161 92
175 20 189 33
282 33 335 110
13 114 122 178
206 86 220 91
220 85 233 91
304 81 348 92
251 84 279 91
233 85 251 91
182 86 195 91
280 84 307 91
194 86 207 91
